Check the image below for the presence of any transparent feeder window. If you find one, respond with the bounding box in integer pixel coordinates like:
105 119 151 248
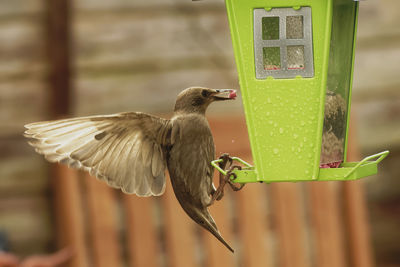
286 16 304 39
287 45 305 69
263 47 281 70
320 1 357 167
254 7 314 79
262 17 280 40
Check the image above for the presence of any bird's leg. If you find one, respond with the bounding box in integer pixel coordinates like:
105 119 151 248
208 154 246 207
210 170 227 204
210 184 217 196
229 182 245 191
209 153 232 206
226 165 246 192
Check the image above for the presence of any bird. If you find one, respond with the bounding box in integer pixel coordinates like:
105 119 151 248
24 87 237 252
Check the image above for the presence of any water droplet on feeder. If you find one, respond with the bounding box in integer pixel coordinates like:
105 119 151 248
267 97 272 103
279 128 284 134
293 134 299 139
273 148 279 154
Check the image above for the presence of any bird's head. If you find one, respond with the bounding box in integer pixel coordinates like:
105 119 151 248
174 87 237 114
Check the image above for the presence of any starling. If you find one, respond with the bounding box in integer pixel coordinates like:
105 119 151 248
24 87 237 252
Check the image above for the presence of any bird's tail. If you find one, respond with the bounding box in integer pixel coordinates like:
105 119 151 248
199 208 234 253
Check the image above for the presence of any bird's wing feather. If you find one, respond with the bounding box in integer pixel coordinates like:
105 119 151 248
24 112 171 196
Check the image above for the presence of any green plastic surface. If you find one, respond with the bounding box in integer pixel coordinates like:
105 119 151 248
222 0 388 182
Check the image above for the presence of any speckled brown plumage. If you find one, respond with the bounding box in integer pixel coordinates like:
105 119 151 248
24 87 236 252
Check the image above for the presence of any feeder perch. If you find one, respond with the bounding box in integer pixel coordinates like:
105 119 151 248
214 0 388 183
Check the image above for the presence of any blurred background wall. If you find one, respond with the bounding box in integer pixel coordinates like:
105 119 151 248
0 0 399 266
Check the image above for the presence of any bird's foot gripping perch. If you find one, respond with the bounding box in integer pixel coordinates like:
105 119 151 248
209 153 246 206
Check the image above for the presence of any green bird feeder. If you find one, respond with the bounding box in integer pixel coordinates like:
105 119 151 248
212 0 388 183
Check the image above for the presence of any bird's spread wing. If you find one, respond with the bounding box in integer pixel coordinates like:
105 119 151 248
24 112 171 196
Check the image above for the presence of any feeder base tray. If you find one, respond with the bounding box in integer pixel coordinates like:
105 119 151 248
216 151 389 184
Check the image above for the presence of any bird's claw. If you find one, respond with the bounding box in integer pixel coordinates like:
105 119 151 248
226 165 245 191
209 154 245 206
210 187 224 204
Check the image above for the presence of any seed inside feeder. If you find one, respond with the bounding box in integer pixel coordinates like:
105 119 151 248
320 90 347 167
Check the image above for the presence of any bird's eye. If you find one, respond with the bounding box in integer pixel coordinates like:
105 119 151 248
201 90 210 98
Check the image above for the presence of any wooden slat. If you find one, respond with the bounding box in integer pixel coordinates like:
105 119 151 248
75 0 223 10
209 116 251 157
211 117 270 265
0 0 43 16
271 183 309 267
85 173 122 267
0 81 48 137
342 119 374 267
202 190 235 266
45 0 72 117
74 10 232 69
74 70 240 117
236 182 271 267
161 177 199 267
52 165 90 267
308 182 347 267
0 154 47 195
343 180 374 267
123 195 160 267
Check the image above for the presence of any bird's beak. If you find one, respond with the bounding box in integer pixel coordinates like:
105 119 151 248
212 89 237 101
